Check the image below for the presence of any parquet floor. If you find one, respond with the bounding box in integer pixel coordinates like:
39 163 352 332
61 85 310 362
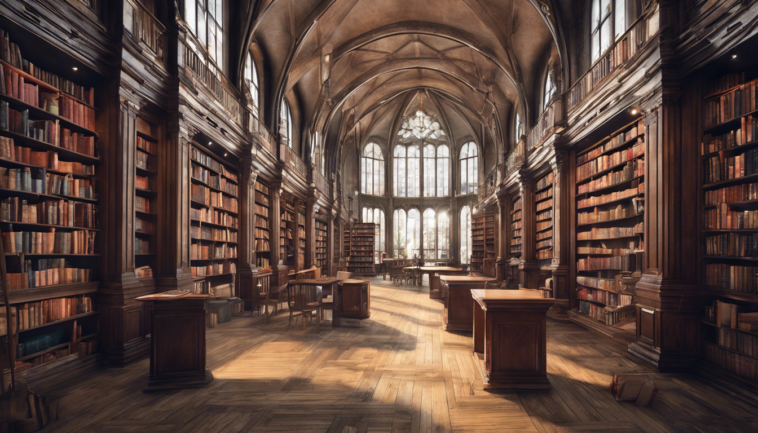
42 278 758 433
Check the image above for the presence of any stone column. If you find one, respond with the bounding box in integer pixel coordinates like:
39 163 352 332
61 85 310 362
550 150 570 299
305 197 316 268
518 171 540 289
326 213 335 276
238 156 258 309
496 193 510 281
270 181 282 267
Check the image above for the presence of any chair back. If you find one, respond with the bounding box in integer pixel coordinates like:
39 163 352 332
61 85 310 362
287 283 321 312
337 271 352 281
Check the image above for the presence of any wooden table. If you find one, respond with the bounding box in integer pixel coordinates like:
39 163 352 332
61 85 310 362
136 292 213 391
335 279 370 326
471 289 555 389
289 277 341 326
440 276 496 331
424 266 467 299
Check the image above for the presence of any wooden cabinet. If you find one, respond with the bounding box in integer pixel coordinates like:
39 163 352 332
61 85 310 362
335 279 370 323
440 275 496 332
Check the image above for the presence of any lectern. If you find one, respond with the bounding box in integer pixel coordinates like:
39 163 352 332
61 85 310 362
136 292 213 391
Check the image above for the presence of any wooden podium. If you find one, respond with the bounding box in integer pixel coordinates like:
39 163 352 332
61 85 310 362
440 275 496 331
136 292 213 391
471 289 555 389
334 279 370 326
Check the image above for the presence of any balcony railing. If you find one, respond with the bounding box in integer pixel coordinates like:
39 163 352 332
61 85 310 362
313 169 329 197
526 99 557 151
566 8 657 112
250 115 275 155
506 140 526 176
479 166 498 200
282 145 308 180
123 0 165 59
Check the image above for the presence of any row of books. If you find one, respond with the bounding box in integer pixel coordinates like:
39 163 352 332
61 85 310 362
577 287 633 307
578 204 639 225
578 300 634 325
703 148 758 183
191 244 238 260
255 239 270 252
191 261 237 276
577 160 644 195
577 276 621 292
256 256 271 269
512 210 522 222
512 197 522 211
136 150 150 171
704 81 758 128
46 173 96 199
577 222 644 240
577 126 640 165
536 173 554 190
1 197 98 228
511 220 522 230
704 182 758 205
536 229 552 241
577 253 642 272
704 343 758 381
536 187 553 202
702 116 758 154
6 262 93 290
191 149 237 182
513 229 522 238
511 238 521 246
537 209 553 221
0 138 95 175
577 247 636 255
537 220 552 232
536 248 552 260
255 182 270 195
577 141 644 182
2 230 97 254
714 326 758 360
707 73 745 96
705 264 758 293
255 190 269 205
135 217 152 234
537 200 552 212
136 175 149 190
191 226 238 243
254 216 269 230
255 204 270 218
0 104 96 156
136 136 155 154
254 228 269 240
0 30 95 103
0 167 96 199
705 300 758 331
191 184 239 212
704 205 758 229
704 233 758 257
190 207 238 228
134 238 150 254
135 196 150 213
577 183 642 209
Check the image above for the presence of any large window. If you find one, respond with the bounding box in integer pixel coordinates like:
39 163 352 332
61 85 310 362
543 70 556 111
281 99 293 148
362 143 385 196
591 0 627 62
423 145 449 197
244 52 260 117
460 142 479 195
393 208 420 258
437 209 450 260
394 144 420 197
421 208 451 260
185 0 224 68
363 207 386 263
423 208 436 259
460 206 472 264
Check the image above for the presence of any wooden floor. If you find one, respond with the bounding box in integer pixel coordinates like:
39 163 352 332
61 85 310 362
41 278 758 433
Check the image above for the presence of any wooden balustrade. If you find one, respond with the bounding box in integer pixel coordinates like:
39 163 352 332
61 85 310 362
313 169 329 196
123 0 166 59
282 145 308 180
505 140 526 176
526 100 556 151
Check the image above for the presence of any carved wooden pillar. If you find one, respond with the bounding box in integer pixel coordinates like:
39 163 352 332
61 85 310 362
518 171 540 289
239 155 258 308
270 181 282 267
326 213 335 276
550 150 570 300
496 193 510 280
305 197 316 268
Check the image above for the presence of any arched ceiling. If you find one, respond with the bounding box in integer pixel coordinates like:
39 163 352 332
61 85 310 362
245 0 562 171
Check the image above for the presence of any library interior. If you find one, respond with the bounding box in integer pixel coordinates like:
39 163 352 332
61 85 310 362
2 0 758 432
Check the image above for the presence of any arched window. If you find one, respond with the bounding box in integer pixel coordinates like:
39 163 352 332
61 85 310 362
185 0 224 68
394 144 420 197
362 207 385 263
437 209 450 260
543 70 556 111
244 52 260 117
423 144 450 197
460 206 472 264
515 112 523 143
361 143 385 196
393 208 420 258
592 0 627 62
460 142 478 195
423 208 436 259
281 99 293 149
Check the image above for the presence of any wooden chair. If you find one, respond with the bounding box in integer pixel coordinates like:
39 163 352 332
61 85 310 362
286 283 322 333
388 265 404 285
261 283 284 323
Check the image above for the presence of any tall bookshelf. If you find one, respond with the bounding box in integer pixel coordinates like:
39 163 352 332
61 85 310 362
535 172 554 268
0 28 101 373
471 215 485 274
315 219 328 270
280 198 295 266
346 222 376 276
297 205 306 269
189 144 239 294
574 120 645 327
254 180 272 270
472 214 496 276
510 195 523 258
134 117 158 279
699 70 758 384
343 225 351 258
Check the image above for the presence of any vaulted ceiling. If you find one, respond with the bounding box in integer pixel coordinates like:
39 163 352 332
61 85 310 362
242 0 564 174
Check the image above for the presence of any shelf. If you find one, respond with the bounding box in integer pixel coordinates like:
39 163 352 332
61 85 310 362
137 130 158 142
191 238 238 245
577 214 643 228
576 175 644 198
703 173 758 190
702 228 758 233
190 219 238 230
0 129 98 163
0 92 97 137
576 155 644 186
0 157 93 178
136 166 157 177
578 135 641 162
191 158 238 183
6 281 99 304
703 107 758 135
703 199 758 209
193 272 235 280
576 234 643 242
135 188 156 197
701 139 758 160
535 183 553 194
18 311 99 334
536 244 553 251
5 253 99 257
703 255 758 262
577 193 643 211
0 220 99 231
190 199 239 215
0 187 97 204
17 342 71 362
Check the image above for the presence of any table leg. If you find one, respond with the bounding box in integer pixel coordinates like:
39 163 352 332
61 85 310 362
473 301 484 354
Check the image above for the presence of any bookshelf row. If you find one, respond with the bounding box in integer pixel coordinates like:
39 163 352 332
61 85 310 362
346 223 377 276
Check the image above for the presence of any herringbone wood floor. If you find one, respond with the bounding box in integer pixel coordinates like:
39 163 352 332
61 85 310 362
41 278 758 432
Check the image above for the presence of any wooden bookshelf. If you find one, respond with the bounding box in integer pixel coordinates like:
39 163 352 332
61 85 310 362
280 198 295 266
189 144 239 294
535 172 554 268
134 117 158 280
472 214 496 276
298 205 306 270
573 119 645 327
315 219 328 270
343 225 351 258
0 27 101 374
471 215 485 274
254 180 272 270
346 223 376 276
510 195 522 258
699 70 758 385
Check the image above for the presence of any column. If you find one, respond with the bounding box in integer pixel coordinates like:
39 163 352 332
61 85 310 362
238 155 258 309
305 197 316 268
270 180 282 267
496 193 510 281
550 150 570 300
326 213 335 276
518 171 540 289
